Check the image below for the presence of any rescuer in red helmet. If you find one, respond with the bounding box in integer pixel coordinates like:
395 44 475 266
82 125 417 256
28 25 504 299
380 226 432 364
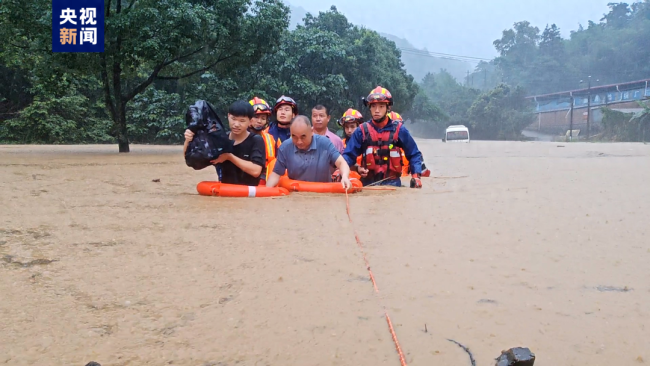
267 95 298 148
387 111 431 178
341 86 424 188
248 97 277 185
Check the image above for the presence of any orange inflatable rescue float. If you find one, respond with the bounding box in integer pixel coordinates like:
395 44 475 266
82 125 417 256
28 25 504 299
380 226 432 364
278 176 363 194
197 181 290 197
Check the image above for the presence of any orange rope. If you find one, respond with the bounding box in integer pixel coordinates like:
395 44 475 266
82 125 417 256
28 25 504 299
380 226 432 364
386 311 408 366
345 191 408 366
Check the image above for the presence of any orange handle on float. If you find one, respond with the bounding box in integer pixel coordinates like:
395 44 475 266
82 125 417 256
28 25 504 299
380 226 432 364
196 181 290 197
278 176 363 194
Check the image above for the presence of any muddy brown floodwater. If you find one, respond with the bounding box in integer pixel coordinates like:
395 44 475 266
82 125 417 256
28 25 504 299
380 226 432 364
1 141 649 366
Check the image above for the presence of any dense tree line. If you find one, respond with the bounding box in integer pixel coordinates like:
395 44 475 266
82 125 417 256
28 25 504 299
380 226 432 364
2 1 649 146
468 1 650 95
415 1 650 141
0 2 439 151
414 70 534 140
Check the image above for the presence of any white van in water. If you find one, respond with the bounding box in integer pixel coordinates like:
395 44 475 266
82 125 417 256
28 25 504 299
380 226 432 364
443 125 470 143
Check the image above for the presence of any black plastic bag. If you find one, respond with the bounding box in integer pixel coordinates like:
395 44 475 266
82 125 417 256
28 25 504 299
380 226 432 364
184 100 233 170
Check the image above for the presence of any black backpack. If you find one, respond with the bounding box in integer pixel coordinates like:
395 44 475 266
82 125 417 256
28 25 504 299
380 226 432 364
184 100 233 170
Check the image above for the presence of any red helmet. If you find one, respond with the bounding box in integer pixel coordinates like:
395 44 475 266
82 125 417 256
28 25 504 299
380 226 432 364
338 108 364 127
273 95 298 115
249 97 271 115
388 111 403 122
363 86 393 107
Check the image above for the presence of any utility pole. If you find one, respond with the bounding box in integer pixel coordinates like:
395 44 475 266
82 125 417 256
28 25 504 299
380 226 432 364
466 71 470 87
586 76 592 141
569 95 574 141
580 76 598 141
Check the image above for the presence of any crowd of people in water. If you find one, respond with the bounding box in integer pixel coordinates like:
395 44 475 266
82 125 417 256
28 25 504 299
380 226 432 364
184 86 431 189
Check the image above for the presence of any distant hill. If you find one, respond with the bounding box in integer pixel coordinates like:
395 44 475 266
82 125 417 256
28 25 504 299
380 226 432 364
379 33 472 83
289 5 308 29
287 5 472 83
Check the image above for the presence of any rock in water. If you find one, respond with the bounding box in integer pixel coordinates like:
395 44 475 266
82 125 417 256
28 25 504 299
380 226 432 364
495 347 535 366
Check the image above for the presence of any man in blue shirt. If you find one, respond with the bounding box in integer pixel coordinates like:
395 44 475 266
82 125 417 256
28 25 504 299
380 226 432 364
342 86 424 188
266 116 352 189
266 95 297 147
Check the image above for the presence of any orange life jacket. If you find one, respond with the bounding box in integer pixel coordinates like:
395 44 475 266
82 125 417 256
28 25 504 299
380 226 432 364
401 149 410 176
265 126 284 149
261 131 276 163
254 130 280 182
344 138 363 166
265 158 288 180
360 121 404 180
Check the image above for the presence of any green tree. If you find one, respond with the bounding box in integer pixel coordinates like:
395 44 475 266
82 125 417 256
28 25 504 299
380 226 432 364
469 60 501 91
302 6 419 116
602 101 650 141
493 21 540 92
528 24 574 94
232 6 419 128
1 0 289 152
631 0 650 19
467 84 534 140
127 87 184 144
231 25 350 123
634 101 650 142
492 1 650 96
303 5 352 38
0 64 32 125
407 89 447 127
420 70 480 127
601 2 632 28
493 21 540 58
539 24 564 55
0 74 112 144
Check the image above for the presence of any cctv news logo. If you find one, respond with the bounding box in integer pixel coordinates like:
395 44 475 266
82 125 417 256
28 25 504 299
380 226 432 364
52 0 105 52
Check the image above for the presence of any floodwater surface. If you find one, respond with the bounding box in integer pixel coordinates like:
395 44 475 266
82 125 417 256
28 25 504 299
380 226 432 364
1 141 649 365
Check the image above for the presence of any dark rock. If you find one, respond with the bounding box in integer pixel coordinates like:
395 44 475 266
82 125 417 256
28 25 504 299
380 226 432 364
85 362 101 366
495 347 535 366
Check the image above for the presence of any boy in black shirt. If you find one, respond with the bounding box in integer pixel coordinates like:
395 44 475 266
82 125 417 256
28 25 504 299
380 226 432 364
184 100 266 186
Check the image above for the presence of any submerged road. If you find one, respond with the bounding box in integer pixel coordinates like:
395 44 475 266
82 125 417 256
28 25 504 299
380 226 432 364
1 141 649 365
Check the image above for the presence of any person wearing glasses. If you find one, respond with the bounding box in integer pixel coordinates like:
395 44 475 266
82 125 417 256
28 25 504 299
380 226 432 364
341 86 424 188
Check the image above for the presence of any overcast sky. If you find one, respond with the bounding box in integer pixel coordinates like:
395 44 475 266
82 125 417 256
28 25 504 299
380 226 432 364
286 0 614 59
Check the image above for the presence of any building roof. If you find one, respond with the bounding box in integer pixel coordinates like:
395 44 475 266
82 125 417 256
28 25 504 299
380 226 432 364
527 78 650 100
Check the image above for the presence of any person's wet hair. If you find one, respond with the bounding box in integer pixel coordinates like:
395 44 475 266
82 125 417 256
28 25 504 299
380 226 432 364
291 115 312 127
312 104 329 116
228 100 254 118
